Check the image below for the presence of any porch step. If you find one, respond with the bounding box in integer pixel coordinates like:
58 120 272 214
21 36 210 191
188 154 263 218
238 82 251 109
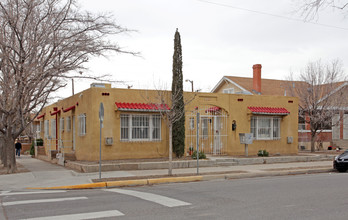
64 153 76 161
215 158 237 163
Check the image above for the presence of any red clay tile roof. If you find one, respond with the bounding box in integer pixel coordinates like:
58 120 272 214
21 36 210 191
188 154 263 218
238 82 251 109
115 102 170 112
248 106 290 115
205 106 221 113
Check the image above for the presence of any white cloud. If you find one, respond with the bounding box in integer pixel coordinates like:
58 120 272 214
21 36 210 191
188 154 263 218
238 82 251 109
55 0 348 99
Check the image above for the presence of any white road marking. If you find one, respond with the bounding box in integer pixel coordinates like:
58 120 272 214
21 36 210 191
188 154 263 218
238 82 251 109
2 196 87 206
0 190 66 196
21 210 124 220
105 189 191 207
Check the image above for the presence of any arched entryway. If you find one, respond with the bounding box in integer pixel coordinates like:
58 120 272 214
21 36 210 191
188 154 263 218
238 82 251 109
186 106 228 155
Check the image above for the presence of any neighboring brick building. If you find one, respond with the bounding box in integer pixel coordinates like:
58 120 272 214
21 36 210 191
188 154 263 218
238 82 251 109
34 82 298 161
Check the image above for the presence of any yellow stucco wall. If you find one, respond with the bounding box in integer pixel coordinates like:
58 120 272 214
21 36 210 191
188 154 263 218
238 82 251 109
185 93 298 156
36 85 298 161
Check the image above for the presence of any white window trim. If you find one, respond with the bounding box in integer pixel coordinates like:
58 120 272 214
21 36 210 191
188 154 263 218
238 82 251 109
120 114 161 142
66 116 71 132
37 122 41 133
44 120 49 138
223 88 234 94
60 117 64 132
251 116 281 140
189 117 195 130
51 119 56 139
78 114 86 136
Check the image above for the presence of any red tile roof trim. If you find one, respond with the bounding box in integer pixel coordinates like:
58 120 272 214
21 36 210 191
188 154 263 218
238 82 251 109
205 106 221 113
37 113 45 119
248 106 290 115
115 102 170 112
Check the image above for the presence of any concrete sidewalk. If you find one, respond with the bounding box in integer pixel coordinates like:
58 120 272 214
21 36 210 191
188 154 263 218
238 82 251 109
0 154 336 191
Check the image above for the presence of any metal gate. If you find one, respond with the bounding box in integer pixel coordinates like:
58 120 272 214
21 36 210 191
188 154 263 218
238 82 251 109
186 106 228 155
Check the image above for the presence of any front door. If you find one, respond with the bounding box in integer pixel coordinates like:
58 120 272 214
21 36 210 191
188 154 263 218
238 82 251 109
214 116 222 154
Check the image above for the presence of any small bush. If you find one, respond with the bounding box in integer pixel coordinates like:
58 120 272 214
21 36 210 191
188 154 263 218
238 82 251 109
257 149 269 157
35 138 43 146
191 150 206 159
30 142 35 156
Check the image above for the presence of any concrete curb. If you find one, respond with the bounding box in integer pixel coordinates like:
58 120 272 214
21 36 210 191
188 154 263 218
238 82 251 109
27 182 107 190
64 155 335 173
26 176 204 190
25 168 334 190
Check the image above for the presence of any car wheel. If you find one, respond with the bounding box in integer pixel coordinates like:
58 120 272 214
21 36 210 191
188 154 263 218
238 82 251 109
337 168 347 172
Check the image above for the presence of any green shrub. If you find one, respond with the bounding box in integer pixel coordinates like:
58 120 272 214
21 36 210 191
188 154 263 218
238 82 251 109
30 139 43 156
35 138 43 146
191 151 206 159
257 149 269 157
30 142 35 156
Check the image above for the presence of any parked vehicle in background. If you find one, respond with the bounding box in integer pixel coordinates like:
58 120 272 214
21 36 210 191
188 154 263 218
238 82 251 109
333 150 348 172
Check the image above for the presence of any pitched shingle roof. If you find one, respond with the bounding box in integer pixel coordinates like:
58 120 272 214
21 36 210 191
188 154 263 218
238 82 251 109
224 76 307 96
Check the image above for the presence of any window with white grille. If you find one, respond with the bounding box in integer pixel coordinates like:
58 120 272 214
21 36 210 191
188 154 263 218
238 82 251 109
66 116 71 131
78 114 86 136
250 116 280 140
44 120 49 138
51 119 56 139
121 114 161 141
332 114 340 139
189 117 195 130
36 122 41 133
60 118 64 132
223 88 234 94
152 115 161 140
202 118 209 139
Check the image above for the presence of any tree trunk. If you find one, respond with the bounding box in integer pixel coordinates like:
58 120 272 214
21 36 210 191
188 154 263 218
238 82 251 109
5 134 16 173
168 124 173 176
310 134 316 153
1 137 8 167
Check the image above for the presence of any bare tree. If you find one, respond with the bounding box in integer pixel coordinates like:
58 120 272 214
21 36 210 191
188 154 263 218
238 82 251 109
288 59 347 152
0 0 135 173
142 84 196 176
296 0 348 20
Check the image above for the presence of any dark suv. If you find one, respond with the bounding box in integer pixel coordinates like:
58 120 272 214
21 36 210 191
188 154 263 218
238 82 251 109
334 150 348 172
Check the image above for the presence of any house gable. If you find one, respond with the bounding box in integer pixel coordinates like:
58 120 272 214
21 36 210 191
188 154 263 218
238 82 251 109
211 76 252 94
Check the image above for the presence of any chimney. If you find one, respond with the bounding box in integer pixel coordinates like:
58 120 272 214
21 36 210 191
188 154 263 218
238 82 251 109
252 64 262 94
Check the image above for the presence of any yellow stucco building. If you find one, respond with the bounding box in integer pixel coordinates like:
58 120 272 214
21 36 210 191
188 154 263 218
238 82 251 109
35 83 298 161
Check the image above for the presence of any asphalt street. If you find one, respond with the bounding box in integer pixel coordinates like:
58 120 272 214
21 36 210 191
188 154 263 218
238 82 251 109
1 172 347 220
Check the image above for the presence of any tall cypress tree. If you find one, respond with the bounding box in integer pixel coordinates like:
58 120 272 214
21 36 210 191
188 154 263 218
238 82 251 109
171 28 185 157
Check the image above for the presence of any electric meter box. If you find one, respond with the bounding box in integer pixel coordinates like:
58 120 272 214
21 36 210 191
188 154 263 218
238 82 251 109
239 133 253 145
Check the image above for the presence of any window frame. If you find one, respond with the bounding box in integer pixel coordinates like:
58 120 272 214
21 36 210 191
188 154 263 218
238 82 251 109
60 117 64 132
250 116 281 140
223 88 234 94
78 114 86 136
66 116 71 132
120 114 161 142
51 119 56 139
189 117 195 130
44 120 49 138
